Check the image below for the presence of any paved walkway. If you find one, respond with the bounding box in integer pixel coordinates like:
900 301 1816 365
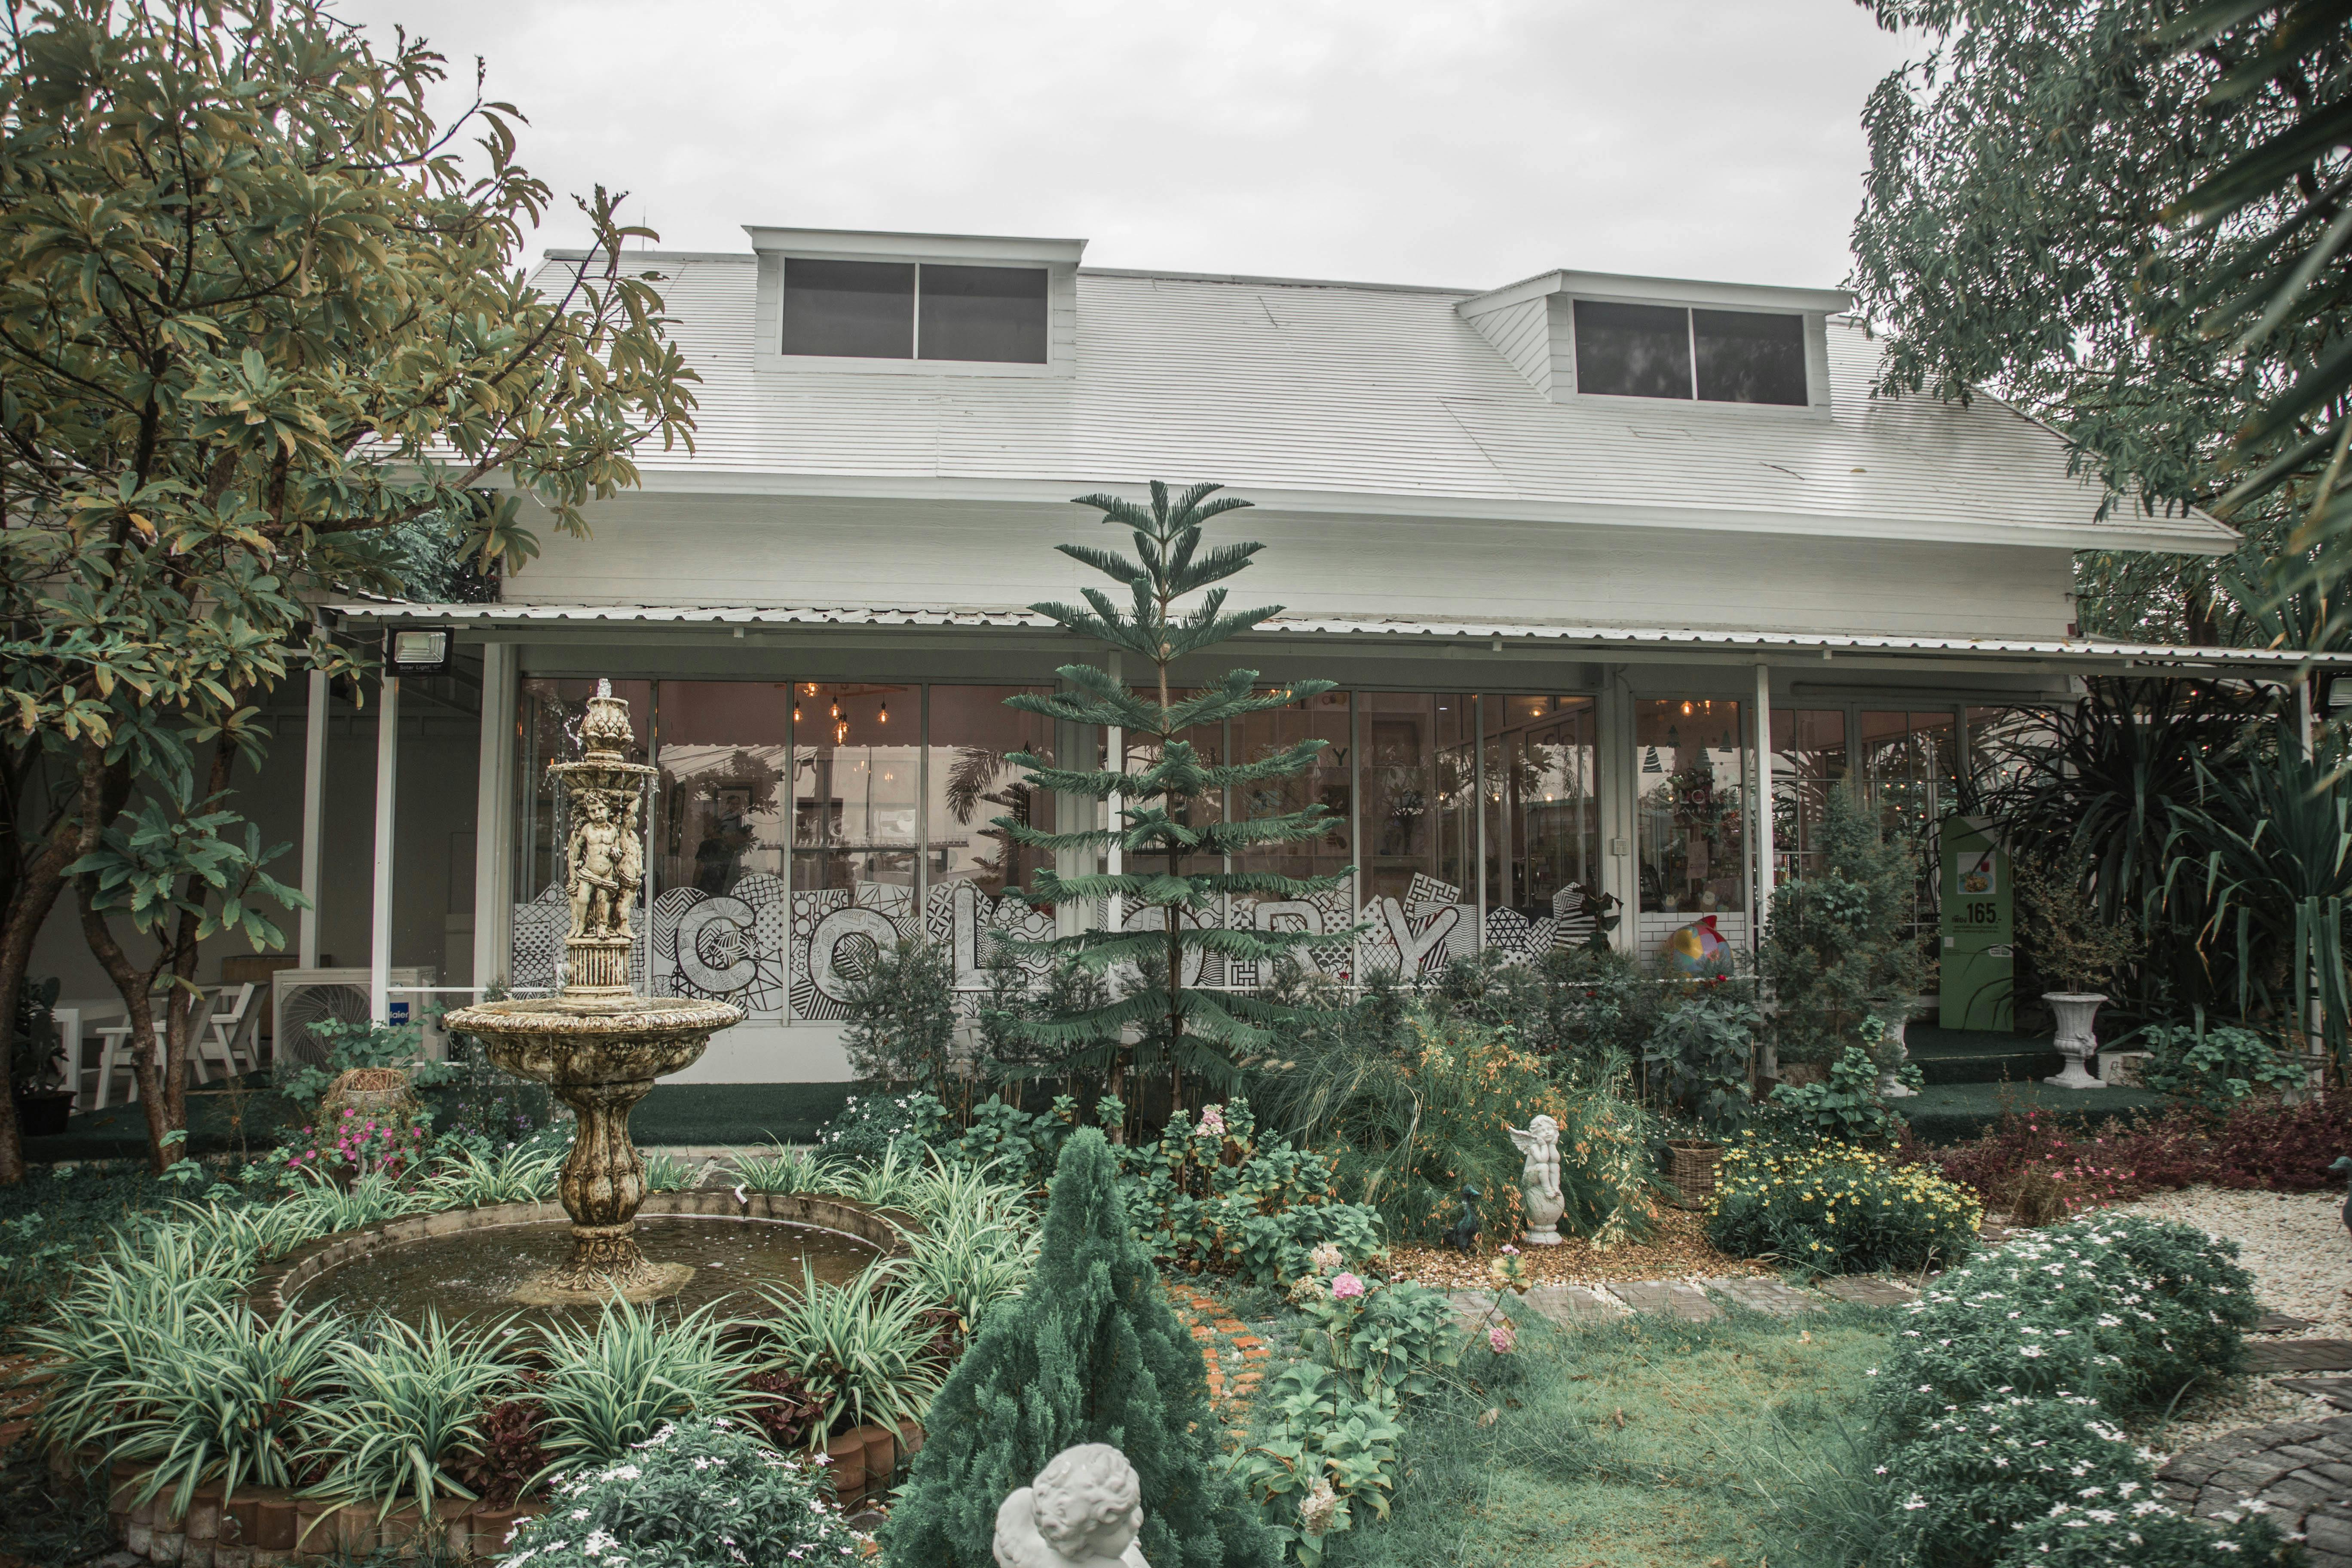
1446 1272 1919 1328
2157 1412 2352 1568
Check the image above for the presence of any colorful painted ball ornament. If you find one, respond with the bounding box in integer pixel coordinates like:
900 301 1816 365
1663 913 1732 977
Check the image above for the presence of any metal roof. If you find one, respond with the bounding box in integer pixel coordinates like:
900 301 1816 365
327 599 2352 670
525 251 2236 555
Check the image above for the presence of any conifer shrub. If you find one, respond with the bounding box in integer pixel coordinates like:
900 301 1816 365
1758 784 1923 1066
880 1128 1277 1568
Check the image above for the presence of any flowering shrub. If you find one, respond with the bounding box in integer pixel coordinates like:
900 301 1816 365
1878 1213 2254 1433
1996 1494 2286 1565
1766 1044 1917 1144
1228 1362 1403 1568
1292 1275 1463 1400
275 1109 430 1185
1877 1392 2147 1568
1705 1133 1981 1275
500 1418 868 1567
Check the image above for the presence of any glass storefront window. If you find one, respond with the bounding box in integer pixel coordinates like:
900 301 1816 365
1769 708 1850 882
923 684 1056 898
1482 694 1600 918
790 683 919 897
1865 709 1962 943
1361 693 1476 906
516 677 652 903
1636 698 1747 916
1230 690 1353 890
655 683 790 897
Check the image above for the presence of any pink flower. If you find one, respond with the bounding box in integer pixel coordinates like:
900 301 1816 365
1331 1273 1365 1300
1489 1321 1517 1354
1197 1105 1227 1137
1501 1245 1520 1256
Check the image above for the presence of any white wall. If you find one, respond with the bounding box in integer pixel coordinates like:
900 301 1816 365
512 493 2077 640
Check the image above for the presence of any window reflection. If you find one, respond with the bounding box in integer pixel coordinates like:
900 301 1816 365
1483 695 1599 918
655 683 789 898
1362 693 1476 905
924 684 1055 898
1636 698 1747 916
791 683 918 897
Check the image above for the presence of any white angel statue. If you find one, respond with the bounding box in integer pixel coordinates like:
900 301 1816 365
1506 1114 1565 1246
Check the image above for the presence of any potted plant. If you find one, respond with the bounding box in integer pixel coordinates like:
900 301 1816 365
11 977 73 1138
2014 851 2142 1090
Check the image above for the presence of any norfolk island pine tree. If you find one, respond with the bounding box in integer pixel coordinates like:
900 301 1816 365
880 1127 1277 1568
989 481 1361 1115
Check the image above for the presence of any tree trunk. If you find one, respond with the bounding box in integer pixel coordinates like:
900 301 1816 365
78 886 178 1170
0 745 127 1184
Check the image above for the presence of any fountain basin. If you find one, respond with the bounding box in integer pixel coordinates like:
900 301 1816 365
250 1192 907 1326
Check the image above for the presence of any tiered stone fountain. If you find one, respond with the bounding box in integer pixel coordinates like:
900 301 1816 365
445 680 747 1305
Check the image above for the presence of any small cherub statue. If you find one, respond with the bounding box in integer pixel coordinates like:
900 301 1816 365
1506 1114 1565 1246
567 794 625 940
993 1443 1151 1568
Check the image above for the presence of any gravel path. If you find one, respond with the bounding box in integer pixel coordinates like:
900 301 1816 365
2107 1185 2352 1460
2111 1185 2352 1333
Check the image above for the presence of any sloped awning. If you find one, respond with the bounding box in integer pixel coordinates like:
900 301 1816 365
325 598 2352 675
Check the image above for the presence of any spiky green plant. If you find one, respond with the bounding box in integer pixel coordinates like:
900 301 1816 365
532 1301 752 1480
753 1257 945 1441
730 1141 835 1194
304 1312 522 1516
901 1205 1038 1334
86 1299 346 1514
993 481 1356 1109
420 1142 564 1206
640 1152 697 1193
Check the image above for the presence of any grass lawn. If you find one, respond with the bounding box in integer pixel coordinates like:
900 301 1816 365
1303 1300 1893 1568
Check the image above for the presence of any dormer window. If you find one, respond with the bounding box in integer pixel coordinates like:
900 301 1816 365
780 258 1048 364
1572 300 1807 405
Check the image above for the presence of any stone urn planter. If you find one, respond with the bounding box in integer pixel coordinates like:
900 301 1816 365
2043 992 2108 1089
1873 1005 1920 1099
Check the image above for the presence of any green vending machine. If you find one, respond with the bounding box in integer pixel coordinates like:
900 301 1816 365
1939 815 2013 1032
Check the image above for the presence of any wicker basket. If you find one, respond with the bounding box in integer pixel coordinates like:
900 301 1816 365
1666 1138 1723 1211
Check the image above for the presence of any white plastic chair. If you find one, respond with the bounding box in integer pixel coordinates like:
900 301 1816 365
194 983 258 1082
87 1016 156 1109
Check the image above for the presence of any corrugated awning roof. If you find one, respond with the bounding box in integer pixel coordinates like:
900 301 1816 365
326 599 2352 671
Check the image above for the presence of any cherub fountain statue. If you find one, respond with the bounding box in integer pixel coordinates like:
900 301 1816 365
446 680 745 1304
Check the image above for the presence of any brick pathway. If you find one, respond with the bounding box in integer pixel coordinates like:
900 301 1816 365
1165 1283 1270 1443
2156 1412 2352 1568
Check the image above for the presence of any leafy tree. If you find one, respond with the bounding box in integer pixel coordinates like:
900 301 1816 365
993 482 1355 1117
2159 0 2352 646
0 0 696 1179
881 1127 1276 1568
1760 786 1923 1066
1848 0 2339 645
839 937 958 1101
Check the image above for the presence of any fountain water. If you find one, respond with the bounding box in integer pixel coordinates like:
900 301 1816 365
445 681 746 1305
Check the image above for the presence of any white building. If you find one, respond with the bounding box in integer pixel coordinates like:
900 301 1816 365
34 226 2313 1086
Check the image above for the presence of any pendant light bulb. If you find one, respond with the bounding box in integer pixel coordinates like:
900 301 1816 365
834 720 849 746
879 700 889 723
829 699 840 720
792 704 801 723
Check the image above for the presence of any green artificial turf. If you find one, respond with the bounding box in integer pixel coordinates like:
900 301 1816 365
1297 1300 1895 1568
1900 1077 2169 1144
20 1079 860 1163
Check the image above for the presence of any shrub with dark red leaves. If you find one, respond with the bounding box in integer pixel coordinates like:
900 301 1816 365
1928 1090 2352 1214
741 1369 825 1451
2208 1092 2352 1190
453 1397 548 1507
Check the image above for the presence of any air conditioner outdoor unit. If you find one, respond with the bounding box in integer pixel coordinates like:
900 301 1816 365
271 968 441 1067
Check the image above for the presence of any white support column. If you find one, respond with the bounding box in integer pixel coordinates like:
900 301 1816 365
471 643 518 992
299 668 328 969
1106 653 1124 937
371 675 400 1023
1598 671 1639 953
1753 663 1774 952
2300 673 2315 759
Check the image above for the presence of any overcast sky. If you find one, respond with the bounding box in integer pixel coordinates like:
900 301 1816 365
342 0 1920 292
